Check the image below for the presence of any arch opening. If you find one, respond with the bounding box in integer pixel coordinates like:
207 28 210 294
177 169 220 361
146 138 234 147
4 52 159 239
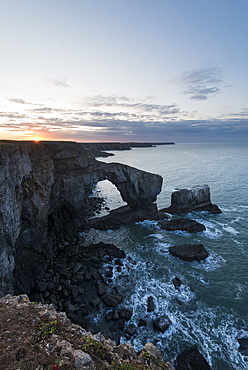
91 180 127 217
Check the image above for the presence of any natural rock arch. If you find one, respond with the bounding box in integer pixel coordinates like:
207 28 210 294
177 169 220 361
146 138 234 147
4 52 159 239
84 161 163 208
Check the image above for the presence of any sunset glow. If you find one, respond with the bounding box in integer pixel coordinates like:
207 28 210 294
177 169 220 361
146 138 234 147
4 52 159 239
0 1 247 142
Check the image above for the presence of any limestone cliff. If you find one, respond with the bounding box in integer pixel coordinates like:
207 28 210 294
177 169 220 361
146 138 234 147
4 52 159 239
0 141 162 295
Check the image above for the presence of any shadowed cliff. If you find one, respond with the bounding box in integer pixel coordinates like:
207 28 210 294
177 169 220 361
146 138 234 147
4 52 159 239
0 141 162 295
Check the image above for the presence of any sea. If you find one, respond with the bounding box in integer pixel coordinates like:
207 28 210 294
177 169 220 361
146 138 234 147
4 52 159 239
82 143 248 370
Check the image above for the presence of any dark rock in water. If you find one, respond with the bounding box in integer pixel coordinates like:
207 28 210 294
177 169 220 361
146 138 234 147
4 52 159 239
175 345 211 370
104 268 113 278
102 293 123 307
118 318 126 329
158 218 205 233
173 277 183 289
115 259 123 266
161 184 221 215
89 297 100 307
95 282 106 297
80 304 92 315
118 307 133 320
88 204 160 230
169 244 209 261
153 316 172 333
147 296 156 312
105 309 119 321
125 323 137 337
138 318 147 327
238 337 248 356
36 281 47 293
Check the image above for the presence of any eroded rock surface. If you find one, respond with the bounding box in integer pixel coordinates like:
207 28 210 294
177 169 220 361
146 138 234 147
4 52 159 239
162 185 221 214
0 141 162 295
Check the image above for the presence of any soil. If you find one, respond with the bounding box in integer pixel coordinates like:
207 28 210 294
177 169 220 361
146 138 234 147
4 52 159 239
0 295 175 370
0 295 113 370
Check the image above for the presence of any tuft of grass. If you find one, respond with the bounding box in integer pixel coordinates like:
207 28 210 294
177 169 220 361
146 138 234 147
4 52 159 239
39 320 60 338
111 363 145 370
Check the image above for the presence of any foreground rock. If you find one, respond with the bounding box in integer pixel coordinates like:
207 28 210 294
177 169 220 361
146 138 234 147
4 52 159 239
169 244 209 261
0 294 175 370
162 185 221 214
158 218 206 233
175 345 211 370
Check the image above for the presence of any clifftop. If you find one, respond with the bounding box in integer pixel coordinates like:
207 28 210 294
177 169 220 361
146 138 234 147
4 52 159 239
0 294 175 370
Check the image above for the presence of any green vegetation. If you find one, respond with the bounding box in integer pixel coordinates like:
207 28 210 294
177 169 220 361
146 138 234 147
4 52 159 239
78 336 109 361
111 364 145 370
39 320 60 338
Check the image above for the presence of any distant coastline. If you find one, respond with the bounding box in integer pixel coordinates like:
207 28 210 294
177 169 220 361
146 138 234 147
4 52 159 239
83 141 175 157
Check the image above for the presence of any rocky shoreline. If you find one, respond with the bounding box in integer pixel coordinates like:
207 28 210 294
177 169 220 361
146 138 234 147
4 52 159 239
0 141 224 369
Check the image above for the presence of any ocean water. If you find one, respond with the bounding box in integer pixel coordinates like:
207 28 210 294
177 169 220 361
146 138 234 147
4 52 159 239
84 143 248 369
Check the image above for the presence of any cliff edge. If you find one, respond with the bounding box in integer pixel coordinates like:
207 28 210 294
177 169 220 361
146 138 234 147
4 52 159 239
0 141 162 296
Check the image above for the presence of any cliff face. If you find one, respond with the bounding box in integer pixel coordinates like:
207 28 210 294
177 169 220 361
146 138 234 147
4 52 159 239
0 141 162 295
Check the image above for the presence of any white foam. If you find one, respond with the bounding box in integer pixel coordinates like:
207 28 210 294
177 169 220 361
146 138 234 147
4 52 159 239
202 221 223 239
190 252 226 271
222 225 239 235
145 233 164 240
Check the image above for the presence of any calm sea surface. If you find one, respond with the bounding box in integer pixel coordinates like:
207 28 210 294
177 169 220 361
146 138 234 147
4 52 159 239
83 143 248 369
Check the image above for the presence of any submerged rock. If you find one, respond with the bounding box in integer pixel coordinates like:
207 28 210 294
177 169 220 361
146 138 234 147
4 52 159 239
175 345 211 370
158 218 206 233
169 244 209 261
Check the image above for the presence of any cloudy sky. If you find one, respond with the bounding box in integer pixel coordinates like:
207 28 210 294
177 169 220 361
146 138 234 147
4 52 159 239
1 0 248 142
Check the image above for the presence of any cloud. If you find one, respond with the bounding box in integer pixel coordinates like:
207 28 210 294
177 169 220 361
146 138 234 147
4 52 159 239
8 98 35 105
172 66 224 100
45 76 70 88
1 94 247 142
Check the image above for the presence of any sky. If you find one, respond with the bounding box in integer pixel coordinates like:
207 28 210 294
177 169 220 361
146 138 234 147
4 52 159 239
0 0 248 143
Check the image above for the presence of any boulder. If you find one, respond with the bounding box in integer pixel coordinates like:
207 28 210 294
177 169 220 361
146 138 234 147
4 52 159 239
158 218 205 233
125 323 137 337
175 345 211 370
161 185 221 214
95 282 106 297
138 318 147 327
102 293 123 307
118 307 133 320
153 316 172 333
172 277 183 290
169 244 209 261
147 296 156 312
